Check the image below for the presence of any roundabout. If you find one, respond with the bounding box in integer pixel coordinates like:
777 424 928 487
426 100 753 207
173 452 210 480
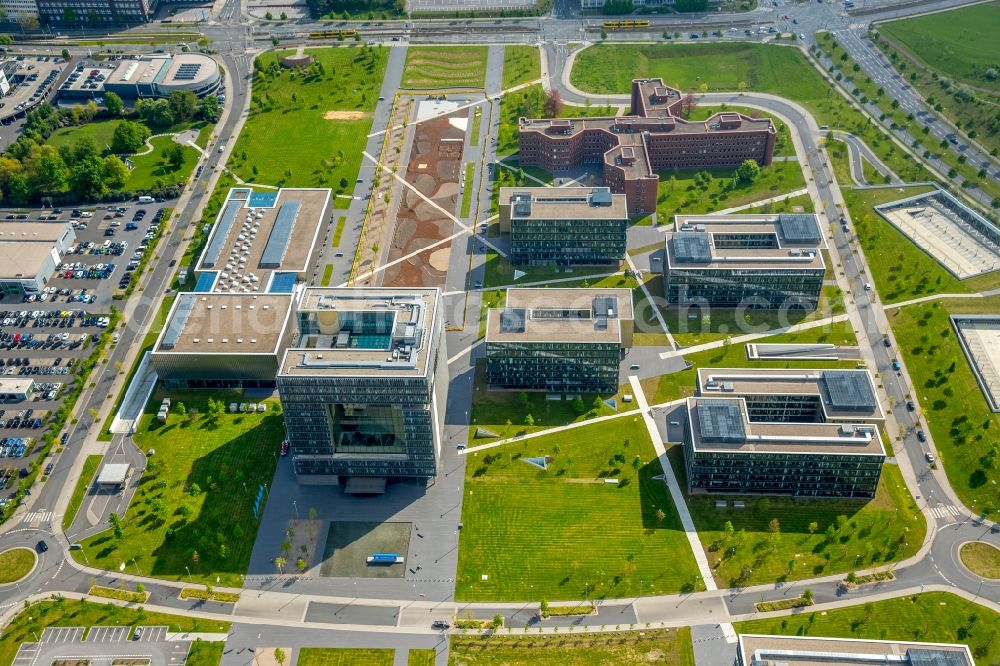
0 547 37 585
960 541 1000 580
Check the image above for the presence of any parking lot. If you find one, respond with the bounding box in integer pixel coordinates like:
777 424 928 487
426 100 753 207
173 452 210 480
0 203 167 509
12 625 190 666
1 56 67 125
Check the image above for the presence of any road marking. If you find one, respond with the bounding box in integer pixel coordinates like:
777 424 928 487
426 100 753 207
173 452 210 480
928 505 961 520
22 511 52 524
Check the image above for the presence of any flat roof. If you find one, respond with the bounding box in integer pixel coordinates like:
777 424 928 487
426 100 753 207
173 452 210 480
154 292 295 355
108 54 218 88
737 634 973 666
686 397 885 456
696 368 885 421
0 221 73 242
0 378 33 393
666 214 827 272
499 186 628 221
486 287 633 344
96 463 130 485
280 288 440 377
195 188 330 291
0 242 56 280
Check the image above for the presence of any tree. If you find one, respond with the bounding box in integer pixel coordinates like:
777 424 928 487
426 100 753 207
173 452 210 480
296 557 307 571
807 521 818 535
802 588 814 603
736 159 761 183
274 556 286 573
274 648 286 665
768 518 781 534
104 92 124 117
656 508 666 523
111 120 151 154
571 396 586 414
539 599 549 617
69 156 108 200
164 143 186 170
109 512 123 540
176 402 187 417
102 156 129 190
542 89 563 117
168 90 199 123
61 49 71 61
135 583 145 595
524 413 534 427
201 94 219 122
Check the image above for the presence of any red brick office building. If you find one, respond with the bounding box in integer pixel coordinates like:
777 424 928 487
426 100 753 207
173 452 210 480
518 79 777 215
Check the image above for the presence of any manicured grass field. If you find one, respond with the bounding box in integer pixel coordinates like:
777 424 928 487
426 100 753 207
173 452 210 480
668 452 924 586
128 136 200 191
402 46 488 89
960 541 1000 579
877 2 1000 93
297 648 394 666
656 159 805 219
321 263 334 286
642 321 859 405
230 47 387 194
735 592 999 663
408 650 435 666
77 390 284 586
185 640 225 666
746 192 813 214
0 548 35 583
456 417 702 601
569 43 929 184
888 296 1000 515
502 45 541 89
47 119 120 151
461 162 475 217
332 216 347 247
0 599 230 666
826 138 857 186
449 628 694 665
62 454 103 531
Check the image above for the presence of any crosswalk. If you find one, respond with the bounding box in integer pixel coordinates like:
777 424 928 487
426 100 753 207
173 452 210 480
928 505 962 520
22 510 52 524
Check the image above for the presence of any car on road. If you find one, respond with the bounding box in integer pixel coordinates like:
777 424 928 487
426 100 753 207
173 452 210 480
925 451 935 463
883 338 891 347
36 540 48 552
133 628 143 640
280 439 289 456
906 400 916 411
891 359 901 370
864 282 872 290
917 430 927 443
431 621 451 630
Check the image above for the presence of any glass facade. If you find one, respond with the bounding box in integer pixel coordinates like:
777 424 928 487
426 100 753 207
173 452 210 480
665 267 824 309
486 340 620 392
510 217 627 266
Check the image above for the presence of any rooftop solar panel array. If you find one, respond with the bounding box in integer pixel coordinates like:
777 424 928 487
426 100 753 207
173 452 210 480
202 199 242 268
499 308 526 333
173 63 202 81
673 232 712 263
778 214 821 244
160 295 195 350
260 201 300 268
823 370 877 411
696 400 746 443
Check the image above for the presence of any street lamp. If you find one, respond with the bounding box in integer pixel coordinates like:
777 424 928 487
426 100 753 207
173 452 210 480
293 500 299 518
185 566 193 584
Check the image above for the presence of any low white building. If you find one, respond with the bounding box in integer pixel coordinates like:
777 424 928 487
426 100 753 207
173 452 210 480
0 221 76 295
0 378 34 401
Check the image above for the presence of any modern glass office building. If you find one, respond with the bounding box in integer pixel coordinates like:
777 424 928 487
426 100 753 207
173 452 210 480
664 214 827 310
485 288 633 393
277 288 448 489
683 368 886 498
497 187 629 266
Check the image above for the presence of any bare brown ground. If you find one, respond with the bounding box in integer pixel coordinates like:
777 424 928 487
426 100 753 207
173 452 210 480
323 110 369 120
382 111 467 288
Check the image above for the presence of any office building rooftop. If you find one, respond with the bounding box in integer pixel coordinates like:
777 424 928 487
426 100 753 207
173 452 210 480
737 634 974 666
281 288 441 377
499 186 628 221
154 292 295 355
666 214 827 271
486 288 633 344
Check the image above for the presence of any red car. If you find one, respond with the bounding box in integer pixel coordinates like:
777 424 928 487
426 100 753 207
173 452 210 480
280 440 289 456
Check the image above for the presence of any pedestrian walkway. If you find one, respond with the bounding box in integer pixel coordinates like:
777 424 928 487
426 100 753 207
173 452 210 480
928 504 963 520
712 187 809 215
628 375 718 593
21 510 52 524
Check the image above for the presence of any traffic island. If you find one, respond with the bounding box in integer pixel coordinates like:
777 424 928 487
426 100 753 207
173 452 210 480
0 547 37 584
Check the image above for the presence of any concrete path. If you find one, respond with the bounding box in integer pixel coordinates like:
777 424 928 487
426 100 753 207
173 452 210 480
712 187 809 214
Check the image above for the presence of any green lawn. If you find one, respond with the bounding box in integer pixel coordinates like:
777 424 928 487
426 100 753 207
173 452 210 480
332 216 347 247
656 160 805 219
735 592 999 663
230 47 387 194
456 417 702 602
669 452 924 586
0 548 35 583
642 321 860 405
746 193 814 214
408 649 436 666
62 454 103 531
877 2 1000 94
461 162 475 217
827 138 857 187
185 640 225 666
47 120 120 152
449 628 694 665
402 46 488 89
960 542 1000 579
569 43 930 184
77 390 284 586
887 296 1000 515
502 45 542 89
128 136 200 191
321 264 334 286
297 648 394 666
0 599 230 666
497 84 616 156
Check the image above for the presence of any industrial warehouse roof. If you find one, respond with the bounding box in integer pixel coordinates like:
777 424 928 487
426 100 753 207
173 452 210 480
737 635 973 666
695 368 884 422
0 221 74 242
195 187 330 292
686 397 886 456
154 292 295 355
486 288 633 344
499 187 628 221
666 214 827 271
0 243 56 281
280 288 441 377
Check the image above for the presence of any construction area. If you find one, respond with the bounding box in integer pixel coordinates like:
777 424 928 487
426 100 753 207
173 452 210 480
875 189 1000 279
951 315 1000 412
379 103 469 289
